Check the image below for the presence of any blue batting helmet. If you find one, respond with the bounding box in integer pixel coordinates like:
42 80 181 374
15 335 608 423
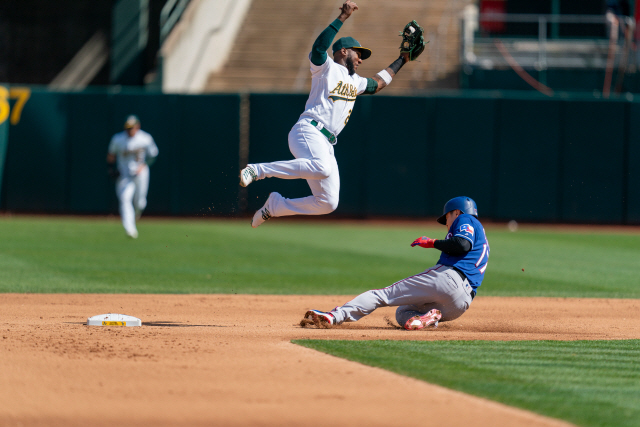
437 196 478 225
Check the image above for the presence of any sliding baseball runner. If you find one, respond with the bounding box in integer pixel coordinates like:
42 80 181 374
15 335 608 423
239 1 426 228
303 197 489 330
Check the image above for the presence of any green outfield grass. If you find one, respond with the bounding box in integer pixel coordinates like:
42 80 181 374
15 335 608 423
295 339 640 427
0 215 638 296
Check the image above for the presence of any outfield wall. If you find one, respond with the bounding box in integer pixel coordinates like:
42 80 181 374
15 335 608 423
2 87 638 224
1 88 240 217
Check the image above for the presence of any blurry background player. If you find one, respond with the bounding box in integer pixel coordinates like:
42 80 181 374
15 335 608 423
107 115 159 239
303 196 489 330
239 0 422 228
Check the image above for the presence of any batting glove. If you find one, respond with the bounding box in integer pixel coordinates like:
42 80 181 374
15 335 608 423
411 236 436 248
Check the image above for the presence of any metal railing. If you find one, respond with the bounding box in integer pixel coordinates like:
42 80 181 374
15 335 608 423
461 12 635 71
160 0 192 45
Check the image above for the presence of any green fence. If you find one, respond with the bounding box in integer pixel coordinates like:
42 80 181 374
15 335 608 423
2 87 639 224
0 85 9 199
2 88 240 217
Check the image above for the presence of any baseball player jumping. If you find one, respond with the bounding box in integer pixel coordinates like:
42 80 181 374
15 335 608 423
239 1 425 227
107 115 159 239
303 197 489 330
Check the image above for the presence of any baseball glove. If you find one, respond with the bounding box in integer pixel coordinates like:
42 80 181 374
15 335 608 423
399 20 426 61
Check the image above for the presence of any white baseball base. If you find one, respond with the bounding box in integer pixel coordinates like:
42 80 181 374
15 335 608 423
87 313 142 327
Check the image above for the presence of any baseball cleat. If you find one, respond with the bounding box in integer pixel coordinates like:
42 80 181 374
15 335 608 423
239 165 258 187
126 230 139 239
251 192 278 228
404 309 441 330
304 309 336 327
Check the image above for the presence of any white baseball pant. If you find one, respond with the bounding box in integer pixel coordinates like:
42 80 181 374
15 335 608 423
116 165 149 235
331 265 474 326
251 119 339 217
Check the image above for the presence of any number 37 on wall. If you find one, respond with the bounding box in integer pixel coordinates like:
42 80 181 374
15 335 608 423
0 87 31 126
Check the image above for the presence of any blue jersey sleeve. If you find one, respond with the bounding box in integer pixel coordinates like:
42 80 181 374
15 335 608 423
452 219 476 247
437 214 489 290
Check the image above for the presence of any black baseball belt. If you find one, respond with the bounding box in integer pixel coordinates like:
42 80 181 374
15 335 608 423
451 266 476 300
310 120 337 145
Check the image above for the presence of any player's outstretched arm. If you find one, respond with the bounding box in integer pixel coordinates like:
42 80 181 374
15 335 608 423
337 0 358 22
411 235 471 255
362 53 410 95
364 20 425 94
310 1 359 66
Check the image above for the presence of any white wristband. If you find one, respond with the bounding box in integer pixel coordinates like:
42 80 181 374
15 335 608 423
377 69 392 85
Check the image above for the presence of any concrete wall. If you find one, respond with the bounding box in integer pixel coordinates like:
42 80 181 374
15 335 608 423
161 0 252 93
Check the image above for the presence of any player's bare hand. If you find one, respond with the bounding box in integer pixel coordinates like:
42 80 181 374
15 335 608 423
338 1 358 21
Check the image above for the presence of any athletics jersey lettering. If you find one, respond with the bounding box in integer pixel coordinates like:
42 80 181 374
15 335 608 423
329 81 358 102
108 129 159 177
298 56 368 136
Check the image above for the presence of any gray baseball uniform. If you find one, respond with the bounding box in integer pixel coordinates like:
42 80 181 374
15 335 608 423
305 198 489 330
331 264 474 326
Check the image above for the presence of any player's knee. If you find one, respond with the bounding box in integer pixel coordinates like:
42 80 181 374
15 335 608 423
136 199 147 211
317 166 331 180
314 194 339 215
310 159 332 179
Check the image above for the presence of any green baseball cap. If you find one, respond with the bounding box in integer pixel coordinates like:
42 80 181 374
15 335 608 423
124 115 140 129
332 37 371 60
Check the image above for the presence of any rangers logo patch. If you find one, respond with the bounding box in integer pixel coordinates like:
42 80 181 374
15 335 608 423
460 224 475 236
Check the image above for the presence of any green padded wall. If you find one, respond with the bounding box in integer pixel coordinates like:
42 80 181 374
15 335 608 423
0 85 9 201
432 96 496 218
66 93 113 213
627 102 640 223
360 96 432 217
3 89 240 216
175 94 240 216
4 91 69 212
495 98 562 221
560 99 626 223
108 92 241 216
3 89 639 224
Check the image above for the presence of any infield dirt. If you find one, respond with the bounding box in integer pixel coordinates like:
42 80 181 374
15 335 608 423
2 294 639 427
